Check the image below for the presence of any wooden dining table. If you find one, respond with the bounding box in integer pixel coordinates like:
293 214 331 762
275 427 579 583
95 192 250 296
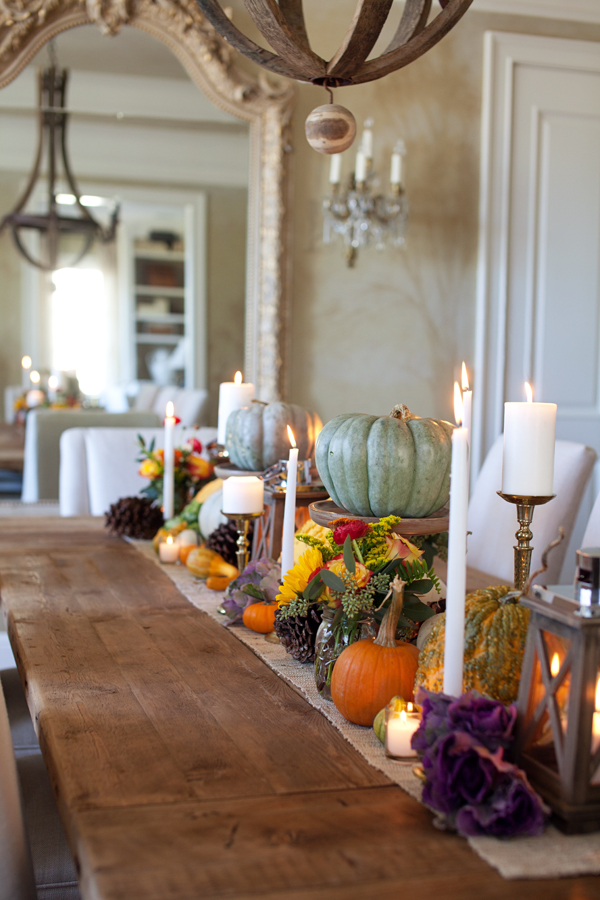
0 516 598 900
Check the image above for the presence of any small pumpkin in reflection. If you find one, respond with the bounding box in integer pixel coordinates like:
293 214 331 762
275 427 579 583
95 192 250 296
331 576 419 727
242 601 277 634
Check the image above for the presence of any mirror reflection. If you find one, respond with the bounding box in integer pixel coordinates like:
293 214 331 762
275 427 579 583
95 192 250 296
0 24 249 427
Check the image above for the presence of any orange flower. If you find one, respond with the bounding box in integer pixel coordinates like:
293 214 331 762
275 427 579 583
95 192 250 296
322 557 371 608
383 534 422 565
186 454 213 479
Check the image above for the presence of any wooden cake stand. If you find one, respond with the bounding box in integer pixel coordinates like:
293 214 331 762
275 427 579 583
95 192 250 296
308 499 449 536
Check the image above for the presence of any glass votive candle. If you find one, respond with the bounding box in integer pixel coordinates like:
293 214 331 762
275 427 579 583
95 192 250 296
385 703 420 759
159 535 180 564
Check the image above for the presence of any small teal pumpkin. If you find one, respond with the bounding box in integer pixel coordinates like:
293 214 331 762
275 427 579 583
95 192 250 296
316 404 454 518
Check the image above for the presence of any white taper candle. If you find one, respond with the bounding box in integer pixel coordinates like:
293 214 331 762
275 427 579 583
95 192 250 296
163 401 176 520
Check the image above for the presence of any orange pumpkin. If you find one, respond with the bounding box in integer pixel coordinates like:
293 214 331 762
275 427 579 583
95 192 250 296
242 602 277 634
330 575 419 726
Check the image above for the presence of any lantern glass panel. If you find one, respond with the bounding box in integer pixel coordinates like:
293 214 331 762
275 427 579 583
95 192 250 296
522 630 572 776
591 669 600 785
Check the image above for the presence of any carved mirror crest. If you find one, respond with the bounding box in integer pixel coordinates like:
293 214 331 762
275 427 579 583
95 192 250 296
0 0 295 402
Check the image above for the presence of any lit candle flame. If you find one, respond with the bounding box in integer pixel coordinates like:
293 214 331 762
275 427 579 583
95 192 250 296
234 371 242 385
596 676 600 712
21 355 31 370
30 370 40 384
551 653 560 677
165 401 174 419
287 425 296 448
525 382 533 403
48 375 58 390
166 535 173 545
461 362 470 392
400 710 407 724
407 702 414 712
453 381 463 427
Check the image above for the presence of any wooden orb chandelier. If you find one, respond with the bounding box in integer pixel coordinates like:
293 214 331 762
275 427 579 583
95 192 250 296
195 0 474 151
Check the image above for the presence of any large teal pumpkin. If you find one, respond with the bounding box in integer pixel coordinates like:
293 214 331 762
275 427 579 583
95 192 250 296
226 402 322 471
316 404 454 518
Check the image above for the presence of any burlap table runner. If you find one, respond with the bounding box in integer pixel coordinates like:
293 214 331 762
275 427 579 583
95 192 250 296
134 543 600 881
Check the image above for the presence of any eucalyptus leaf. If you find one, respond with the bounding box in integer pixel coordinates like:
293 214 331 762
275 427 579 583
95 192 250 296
304 572 325 601
403 602 435 622
320 568 346 593
406 579 434 595
343 535 356 575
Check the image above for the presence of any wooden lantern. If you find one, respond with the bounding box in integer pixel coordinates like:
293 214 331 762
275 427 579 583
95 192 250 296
515 584 600 833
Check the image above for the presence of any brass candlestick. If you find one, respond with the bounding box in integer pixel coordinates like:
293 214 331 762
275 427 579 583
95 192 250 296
497 492 555 590
221 510 264 574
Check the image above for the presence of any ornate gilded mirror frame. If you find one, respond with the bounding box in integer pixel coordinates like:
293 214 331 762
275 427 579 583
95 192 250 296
0 0 295 402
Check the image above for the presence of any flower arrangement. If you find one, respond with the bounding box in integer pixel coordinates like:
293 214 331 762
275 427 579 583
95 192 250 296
412 688 548 838
137 434 214 515
276 516 441 631
222 558 282 624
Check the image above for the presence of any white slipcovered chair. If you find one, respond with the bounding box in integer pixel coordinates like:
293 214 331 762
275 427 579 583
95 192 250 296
467 437 596 585
580 488 600 549
22 409 161 503
0 679 80 900
59 425 218 517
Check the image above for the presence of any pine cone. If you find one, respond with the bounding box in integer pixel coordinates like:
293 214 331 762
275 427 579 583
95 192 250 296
205 521 253 568
273 607 322 663
105 496 164 539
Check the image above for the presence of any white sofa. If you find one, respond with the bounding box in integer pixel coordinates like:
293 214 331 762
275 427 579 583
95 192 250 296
60 425 218 516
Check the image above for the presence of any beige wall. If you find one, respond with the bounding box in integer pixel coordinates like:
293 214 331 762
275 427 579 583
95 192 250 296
283 9 600 426
0 171 23 409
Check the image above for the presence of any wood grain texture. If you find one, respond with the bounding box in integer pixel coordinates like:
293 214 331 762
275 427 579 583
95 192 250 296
243 0 326 80
0 518 597 899
327 0 394 79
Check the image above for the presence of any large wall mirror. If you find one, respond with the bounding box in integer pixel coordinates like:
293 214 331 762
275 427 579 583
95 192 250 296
0 0 295 422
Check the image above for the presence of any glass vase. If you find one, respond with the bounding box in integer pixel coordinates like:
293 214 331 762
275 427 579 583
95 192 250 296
314 606 374 701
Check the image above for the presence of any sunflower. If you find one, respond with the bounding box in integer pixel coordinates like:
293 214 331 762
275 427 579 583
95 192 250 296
277 546 323 607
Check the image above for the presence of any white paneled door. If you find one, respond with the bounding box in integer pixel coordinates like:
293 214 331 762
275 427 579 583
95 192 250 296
474 32 600 578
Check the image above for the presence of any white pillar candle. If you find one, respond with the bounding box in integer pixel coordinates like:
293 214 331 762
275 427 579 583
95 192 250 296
385 711 419 758
222 475 264 514
163 401 176 520
502 382 557 497
329 153 342 185
217 371 255 446
21 356 32 390
443 383 469 697
355 150 367 185
159 535 179 564
280 427 299 578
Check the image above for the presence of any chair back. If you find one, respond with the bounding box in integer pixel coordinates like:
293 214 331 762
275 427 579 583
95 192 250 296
581 485 600 549
467 437 596 585
0 683 36 900
60 426 218 517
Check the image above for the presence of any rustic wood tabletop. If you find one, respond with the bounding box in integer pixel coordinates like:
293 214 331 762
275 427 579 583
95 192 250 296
0 517 597 900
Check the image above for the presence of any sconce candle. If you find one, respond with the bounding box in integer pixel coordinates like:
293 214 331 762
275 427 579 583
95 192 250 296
502 382 557 497
21 355 31 389
280 426 299 579
443 383 469 697
390 140 405 187
217 371 255 445
163 401 176 520
355 150 367 185
329 153 342 185
222 475 264 515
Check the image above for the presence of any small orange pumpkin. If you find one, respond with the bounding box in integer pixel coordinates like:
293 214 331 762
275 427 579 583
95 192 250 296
330 575 419 726
242 601 277 634
206 574 237 591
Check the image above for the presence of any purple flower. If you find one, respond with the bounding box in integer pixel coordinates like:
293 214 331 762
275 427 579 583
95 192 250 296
422 732 499 815
412 689 516 755
223 558 281 624
455 773 547 838
412 688 453 753
447 693 517 752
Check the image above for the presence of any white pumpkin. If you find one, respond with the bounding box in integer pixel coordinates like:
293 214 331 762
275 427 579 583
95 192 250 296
199 489 227 539
176 529 199 547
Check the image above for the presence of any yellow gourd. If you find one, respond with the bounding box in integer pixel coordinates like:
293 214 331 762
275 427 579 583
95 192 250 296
186 547 238 581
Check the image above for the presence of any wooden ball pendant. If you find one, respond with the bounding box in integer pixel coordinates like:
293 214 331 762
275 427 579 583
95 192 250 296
305 104 357 155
